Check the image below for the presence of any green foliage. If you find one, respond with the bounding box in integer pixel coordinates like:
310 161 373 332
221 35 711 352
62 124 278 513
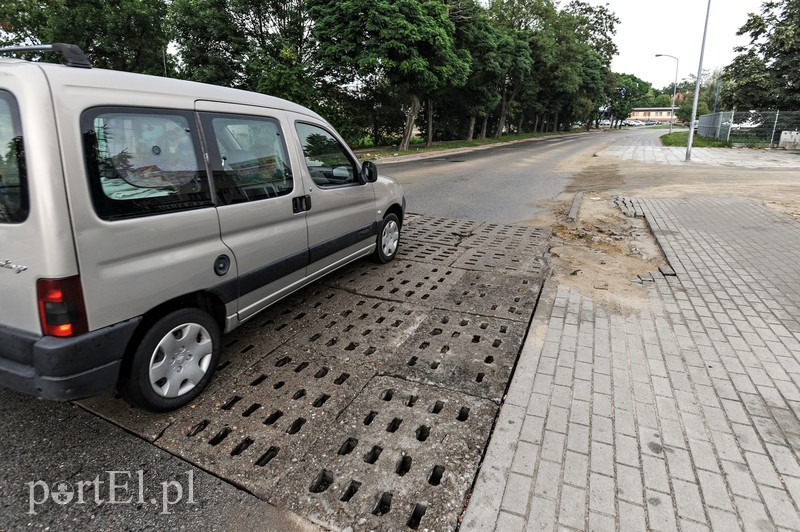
0 0 171 75
660 131 730 148
608 73 651 124
721 0 800 109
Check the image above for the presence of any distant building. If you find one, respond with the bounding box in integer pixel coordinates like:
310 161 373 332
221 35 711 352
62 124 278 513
628 107 676 122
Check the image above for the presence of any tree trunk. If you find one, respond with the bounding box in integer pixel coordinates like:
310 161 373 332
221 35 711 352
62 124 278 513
553 112 559 132
399 94 421 151
533 114 540 133
516 114 524 134
494 90 508 137
480 116 488 139
466 116 476 141
426 98 433 147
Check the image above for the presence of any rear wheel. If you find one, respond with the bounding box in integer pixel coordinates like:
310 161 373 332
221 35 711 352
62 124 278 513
373 213 400 263
118 308 220 412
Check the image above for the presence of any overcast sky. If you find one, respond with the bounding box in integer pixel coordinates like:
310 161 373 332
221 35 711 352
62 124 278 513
582 0 765 89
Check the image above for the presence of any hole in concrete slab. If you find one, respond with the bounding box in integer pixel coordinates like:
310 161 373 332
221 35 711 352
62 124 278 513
480 322 489 330
309 469 334 493
250 374 267 386
408 356 418 366
286 418 306 435
275 356 291 367
364 445 383 464
340 480 361 503
255 446 279 467
338 437 358 455
264 410 283 426
315 367 329 379
240 344 254 354
396 456 412 477
476 372 485 383
500 325 508 333
313 394 330 408
430 361 440 370
430 401 444 414
431 328 443 336
345 342 359 351
231 437 253 456
428 465 445 486
416 425 431 442
441 316 450 324
419 341 430 350
326 338 337 347
406 395 418 407
217 361 230 371
457 407 470 422
381 389 394 401
293 389 307 400
221 396 242 410
472 335 481 343
386 418 403 433
441 346 450 354
484 356 494 364
364 346 376 356
407 503 427 529
273 381 285 389
334 373 350 385
372 492 393 516
364 411 378 425
208 428 231 446
187 420 209 437
242 403 261 417
294 362 309 372
493 339 502 348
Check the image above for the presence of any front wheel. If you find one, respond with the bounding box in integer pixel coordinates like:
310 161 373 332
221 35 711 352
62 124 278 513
118 308 220 412
373 213 400 263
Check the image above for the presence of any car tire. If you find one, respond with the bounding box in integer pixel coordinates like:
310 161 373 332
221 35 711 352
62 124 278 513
372 213 400 264
118 308 220 412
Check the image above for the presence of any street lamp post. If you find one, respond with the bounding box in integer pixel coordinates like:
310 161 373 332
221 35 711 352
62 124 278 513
655 54 679 135
686 0 712 162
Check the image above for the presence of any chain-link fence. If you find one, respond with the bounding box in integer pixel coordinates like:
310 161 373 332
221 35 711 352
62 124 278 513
698 110 800 148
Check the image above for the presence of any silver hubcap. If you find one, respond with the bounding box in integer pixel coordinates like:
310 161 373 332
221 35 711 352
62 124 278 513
381 220 399 257
148 322 213 398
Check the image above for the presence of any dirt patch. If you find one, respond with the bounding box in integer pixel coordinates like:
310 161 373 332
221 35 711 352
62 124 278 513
532 149 800 313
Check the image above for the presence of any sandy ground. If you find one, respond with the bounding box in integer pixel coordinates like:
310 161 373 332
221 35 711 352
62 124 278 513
525 151 800 314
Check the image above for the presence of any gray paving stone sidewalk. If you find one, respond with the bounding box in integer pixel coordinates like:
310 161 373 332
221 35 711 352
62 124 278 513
463 197 800 531
598 134 800 168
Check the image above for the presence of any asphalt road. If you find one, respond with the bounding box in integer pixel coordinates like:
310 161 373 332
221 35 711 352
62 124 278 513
380 131 622 224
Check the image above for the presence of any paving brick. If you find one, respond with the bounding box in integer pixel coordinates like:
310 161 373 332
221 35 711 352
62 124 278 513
673 478 707 524
759 486 800 529
533 460 561 499
616 463 644 506
567 423 590 455
588 511 616 531
511 441 539 477
540 430 566 463
558 485 587 530
618 501 646 531
721 459 761 499
590 441 614 477
563 450 589 488
646 489 679 532
501 473 533 515
589 473 615 515
496 511 527 531
734 496 774 532
642 454 671 493
525 496 557 531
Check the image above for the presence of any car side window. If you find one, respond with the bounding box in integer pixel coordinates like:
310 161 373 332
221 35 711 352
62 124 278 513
295 122 358 188
0 90 27 223
200 114 293 205
81 108 212 220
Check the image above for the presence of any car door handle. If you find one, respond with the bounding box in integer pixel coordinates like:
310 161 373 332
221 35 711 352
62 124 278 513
292 195 312 213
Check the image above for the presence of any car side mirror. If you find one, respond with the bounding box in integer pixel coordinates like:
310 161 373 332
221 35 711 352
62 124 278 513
360 160 378 183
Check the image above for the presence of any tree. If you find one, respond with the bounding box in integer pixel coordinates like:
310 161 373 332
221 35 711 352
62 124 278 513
607 73 650 126
0 0 171 75
721 0 800 109
309 0 469 151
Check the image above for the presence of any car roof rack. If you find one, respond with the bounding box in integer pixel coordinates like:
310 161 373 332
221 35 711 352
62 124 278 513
0 43 91 69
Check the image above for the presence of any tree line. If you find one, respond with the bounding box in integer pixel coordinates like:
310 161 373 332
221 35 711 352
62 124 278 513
1 0 648 148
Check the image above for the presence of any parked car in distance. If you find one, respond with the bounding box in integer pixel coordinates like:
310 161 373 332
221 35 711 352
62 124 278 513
644 120 659 126
0 44 405 411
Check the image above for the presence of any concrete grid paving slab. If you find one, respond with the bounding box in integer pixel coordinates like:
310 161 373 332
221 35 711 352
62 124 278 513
463 197 800 531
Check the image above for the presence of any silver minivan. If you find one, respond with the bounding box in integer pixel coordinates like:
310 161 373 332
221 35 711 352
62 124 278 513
0 44 404 411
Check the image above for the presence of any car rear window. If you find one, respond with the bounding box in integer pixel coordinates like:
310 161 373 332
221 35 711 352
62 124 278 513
0 90 28 223
81 107 213 220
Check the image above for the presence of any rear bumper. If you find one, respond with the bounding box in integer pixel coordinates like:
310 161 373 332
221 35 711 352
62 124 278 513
0 318 141 401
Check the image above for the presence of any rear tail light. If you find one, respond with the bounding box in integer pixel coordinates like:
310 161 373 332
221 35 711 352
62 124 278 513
36 276 88 337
